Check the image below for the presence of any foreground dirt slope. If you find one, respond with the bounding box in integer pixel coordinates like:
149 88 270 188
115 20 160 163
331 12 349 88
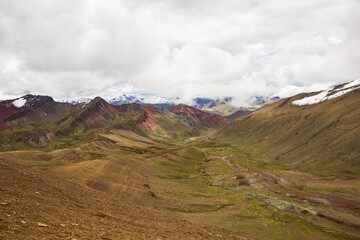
0 159 245 240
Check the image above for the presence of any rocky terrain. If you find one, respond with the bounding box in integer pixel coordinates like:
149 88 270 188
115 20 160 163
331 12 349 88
0 158 245 240
0 80 359 239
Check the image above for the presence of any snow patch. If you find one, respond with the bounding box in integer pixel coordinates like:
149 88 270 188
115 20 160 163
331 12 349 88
292 79 360 106
59 98 91 104
12 98 27 108
342 78 360 89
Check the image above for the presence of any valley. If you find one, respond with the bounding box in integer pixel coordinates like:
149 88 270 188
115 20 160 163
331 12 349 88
0 81 359 239
1 130 359 239
2 1 359 239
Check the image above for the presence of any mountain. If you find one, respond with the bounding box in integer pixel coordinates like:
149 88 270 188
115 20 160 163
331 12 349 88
0 96 229 150
60 95 177 108
170 104 229 130
292 79 360 106
58 97 92 104
0 94 73 130
214 79 360 174
108 95 144 105
0 100 18 131
191 97 240 116
1 80 360 239
59 95 281 116
191 96 281 117
69 97 122 128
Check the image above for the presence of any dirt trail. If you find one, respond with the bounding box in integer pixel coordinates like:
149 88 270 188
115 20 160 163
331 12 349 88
214 154 360 231
220 156 248 173
219 155 360 210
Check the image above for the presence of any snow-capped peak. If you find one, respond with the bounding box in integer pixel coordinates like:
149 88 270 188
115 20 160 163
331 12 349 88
12 97 27 108
58 97 92 104
108 95 144 105
292 78 360 106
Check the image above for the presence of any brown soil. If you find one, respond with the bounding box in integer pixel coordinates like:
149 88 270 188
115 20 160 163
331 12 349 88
0 159 246 240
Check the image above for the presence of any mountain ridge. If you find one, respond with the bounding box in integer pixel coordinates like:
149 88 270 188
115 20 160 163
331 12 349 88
58 95 281 116
0 96 229 150
1 79 360 239
214 79 360 174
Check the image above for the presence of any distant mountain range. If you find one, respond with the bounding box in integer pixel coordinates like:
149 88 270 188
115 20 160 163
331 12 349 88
58 95 280 116
0 94 230 150
2 78 358 151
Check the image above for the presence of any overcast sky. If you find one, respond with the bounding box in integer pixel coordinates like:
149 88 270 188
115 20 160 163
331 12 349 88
0 0 359 105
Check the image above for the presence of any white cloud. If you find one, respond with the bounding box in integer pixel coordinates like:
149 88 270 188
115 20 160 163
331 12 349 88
0 0 359 104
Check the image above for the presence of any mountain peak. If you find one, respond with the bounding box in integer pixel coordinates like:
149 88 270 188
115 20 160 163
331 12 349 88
14 94 56 109
171 104 207 115
79 96 112 113
70 96 118 127
89 96 108 105
23 94 54 102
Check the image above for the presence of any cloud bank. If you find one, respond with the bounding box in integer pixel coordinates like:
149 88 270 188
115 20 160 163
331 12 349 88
0 0 359 105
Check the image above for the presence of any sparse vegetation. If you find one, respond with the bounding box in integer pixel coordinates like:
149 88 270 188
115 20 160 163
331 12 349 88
1 90 360 239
